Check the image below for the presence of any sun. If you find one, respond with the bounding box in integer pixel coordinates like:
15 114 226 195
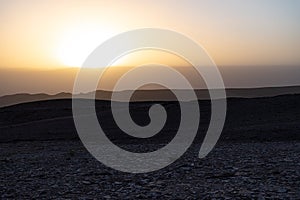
57 24 115 67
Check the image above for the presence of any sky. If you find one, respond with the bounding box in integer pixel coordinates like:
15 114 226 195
0 0 300 95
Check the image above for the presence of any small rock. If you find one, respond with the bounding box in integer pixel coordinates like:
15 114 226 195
82 180 91 185
103 195 111 199
277 188 287 193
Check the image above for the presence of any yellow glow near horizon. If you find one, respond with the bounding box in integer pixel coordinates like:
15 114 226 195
56 23 116 67
111 49 191 67
0 1 300 70
1 0 300 96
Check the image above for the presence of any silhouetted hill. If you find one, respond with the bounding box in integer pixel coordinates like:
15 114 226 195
1 85 300 108
0 94 299 143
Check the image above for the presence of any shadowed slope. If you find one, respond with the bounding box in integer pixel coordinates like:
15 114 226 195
0 94 299 143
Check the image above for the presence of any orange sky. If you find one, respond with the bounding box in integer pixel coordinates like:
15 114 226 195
1 0 299 69
0 1 300 95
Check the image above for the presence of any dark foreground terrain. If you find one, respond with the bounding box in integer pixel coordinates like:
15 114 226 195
1 141 299 199
0 94 300 198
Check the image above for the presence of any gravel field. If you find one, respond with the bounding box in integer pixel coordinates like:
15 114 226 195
1 140 299 199
1 95 299 199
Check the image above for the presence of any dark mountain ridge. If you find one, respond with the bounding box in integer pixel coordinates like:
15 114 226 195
1 85 300 108
0 94 299 143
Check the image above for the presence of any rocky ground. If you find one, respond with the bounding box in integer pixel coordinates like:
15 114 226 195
1 95 300 199
1 140 299 199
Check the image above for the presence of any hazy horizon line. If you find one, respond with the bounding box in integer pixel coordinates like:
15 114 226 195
1 84 300 98
1 64 300 71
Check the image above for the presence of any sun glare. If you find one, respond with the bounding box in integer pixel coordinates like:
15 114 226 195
57 24 115 67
